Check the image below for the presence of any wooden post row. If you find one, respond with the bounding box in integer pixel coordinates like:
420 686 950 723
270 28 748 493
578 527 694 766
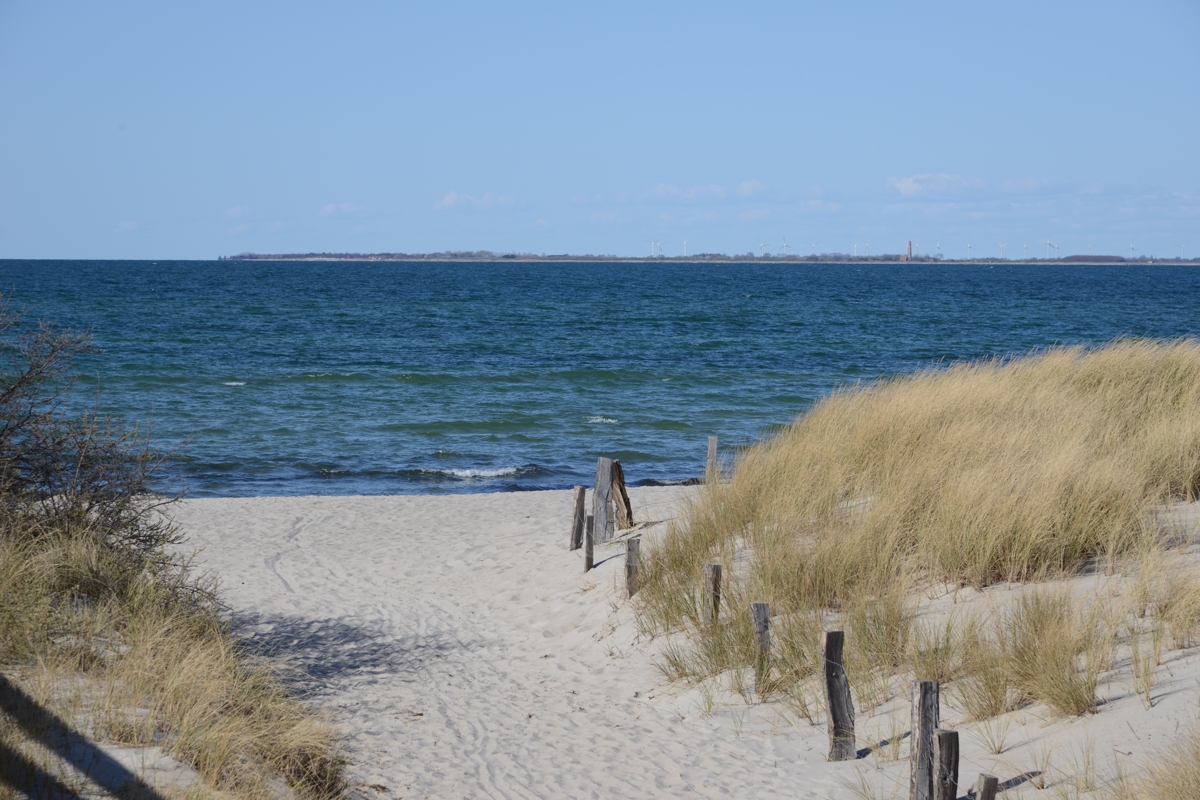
932 729 959 800
910 680 940 800
625 536 641 598
823 631 856 761
583 514 594 573
611 459 634 530
703 563 722 624
593 457 614 544
569 485 586 551
706 436 718 485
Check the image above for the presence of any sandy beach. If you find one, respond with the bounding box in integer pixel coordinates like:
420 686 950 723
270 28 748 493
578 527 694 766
172 488 1200 800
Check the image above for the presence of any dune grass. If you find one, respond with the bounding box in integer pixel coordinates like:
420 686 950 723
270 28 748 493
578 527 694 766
641 340 1200 721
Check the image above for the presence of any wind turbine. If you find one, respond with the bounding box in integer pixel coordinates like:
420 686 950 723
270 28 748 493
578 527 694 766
913 241 921 257
682 239 689 257
1052 243 1060 259
1129 243 1136 260
807 241 819 257
967 243 972 260
852 243 859 257
1023 243 1028 260
1180 244 1186 260
758 240 767 257
778 237 791 255
863 243 871 256
935 242 942 258
998 243 1007 259
647 240 656 258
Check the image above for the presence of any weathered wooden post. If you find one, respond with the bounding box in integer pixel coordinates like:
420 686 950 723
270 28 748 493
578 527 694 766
625 536 641 598
932 729 959 800
751 602 771 658
611 459 634 530
703 563 722 624
583 514 594 572
593 457 614 544
910 680 941 800
705 436 718 485
822 630 856 761
975 774 999 800
569 485 586 551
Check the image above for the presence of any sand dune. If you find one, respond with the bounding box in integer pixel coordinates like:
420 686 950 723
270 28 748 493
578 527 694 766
173 488 1200 799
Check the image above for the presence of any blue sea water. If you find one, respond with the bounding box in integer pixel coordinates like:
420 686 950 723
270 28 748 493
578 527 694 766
1 260 1198 497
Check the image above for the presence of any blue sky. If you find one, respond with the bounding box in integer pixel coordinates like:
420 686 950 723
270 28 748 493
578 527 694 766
1 1 1197 259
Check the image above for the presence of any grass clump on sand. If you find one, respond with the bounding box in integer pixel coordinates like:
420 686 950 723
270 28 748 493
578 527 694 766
640 339 1200 718
0 299 342 799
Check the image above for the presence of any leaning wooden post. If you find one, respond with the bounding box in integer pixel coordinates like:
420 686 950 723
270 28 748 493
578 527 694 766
910 680 941 800
932 729 959 800
822 630 856 761
583 514 594 572
611 459 634 530
975 774 999 800
593 457 614 544
703 563 722 624
625 536 641 598
569 485 586 551
705 436 718 485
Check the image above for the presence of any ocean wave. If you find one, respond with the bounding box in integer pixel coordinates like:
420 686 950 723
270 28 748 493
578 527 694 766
420 466 521 479
221 381 247 386
586 416 618 424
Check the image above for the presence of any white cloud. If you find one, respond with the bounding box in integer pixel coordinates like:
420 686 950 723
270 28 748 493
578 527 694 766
318 203 363 216
433 192 515 210
115 220 137 233
887 173 977 196
737 180 767 196
225 205 252 218
228 223 250 235
534 218 549 227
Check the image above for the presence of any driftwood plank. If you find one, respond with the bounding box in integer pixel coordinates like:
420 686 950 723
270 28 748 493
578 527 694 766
569 485 586 551
910 680 940 800
593 457 614 544
611 459 634 530
932 729 959 800
625 536 641 598
583 514 594 573
822 630 856 761
975 773 999 800
706 436 718 485
703 563 722 624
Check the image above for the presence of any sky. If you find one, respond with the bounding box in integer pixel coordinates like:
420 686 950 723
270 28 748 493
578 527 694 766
1 1 1198 260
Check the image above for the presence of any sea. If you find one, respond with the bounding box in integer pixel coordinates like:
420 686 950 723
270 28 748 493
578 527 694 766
1 259 1198 497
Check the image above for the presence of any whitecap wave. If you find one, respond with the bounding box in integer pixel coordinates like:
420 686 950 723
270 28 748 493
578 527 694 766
221 381 246 386
421 466 520 479
587 416 618 424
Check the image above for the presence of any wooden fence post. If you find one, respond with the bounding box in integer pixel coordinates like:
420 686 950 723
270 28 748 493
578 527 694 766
569 485 586 551
706 436 718 485
932 729 959 800
593 457 614 544
822 630 856 761
583 514 594 573
611 459 634 530
975 774 999 800
910 680 940 800
751 602 771 658
625 536 641 598
703 563 722 624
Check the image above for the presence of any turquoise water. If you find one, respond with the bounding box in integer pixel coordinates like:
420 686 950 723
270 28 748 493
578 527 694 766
2 260 1198 496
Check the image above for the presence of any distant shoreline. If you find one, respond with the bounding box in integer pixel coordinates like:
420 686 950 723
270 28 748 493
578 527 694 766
219 252 1197 265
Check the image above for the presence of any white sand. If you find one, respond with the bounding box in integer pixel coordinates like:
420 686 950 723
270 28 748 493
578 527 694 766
172 489 1200 799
